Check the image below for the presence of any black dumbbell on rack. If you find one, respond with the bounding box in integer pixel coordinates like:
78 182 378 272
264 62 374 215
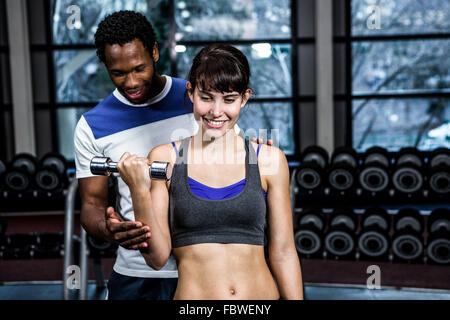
326 147 358 199
391 147 425 199
357 147 391 201
34 232 64 259
426 208 449 265
2 232 38 259
324 208 357 260
294 209 325 259
427 148 450 199
295 146 329 202
357 207 391 262
392 208 425 263
3 153 37 198
34 153 68 196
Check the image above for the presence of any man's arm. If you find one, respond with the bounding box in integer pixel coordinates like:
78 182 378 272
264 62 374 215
79 176 150 248
78 176 113 241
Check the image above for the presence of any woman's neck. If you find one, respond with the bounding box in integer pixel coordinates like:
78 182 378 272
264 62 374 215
190 129 244 165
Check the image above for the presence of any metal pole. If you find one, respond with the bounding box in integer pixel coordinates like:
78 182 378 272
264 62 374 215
79 227 89 300
62 178 78 300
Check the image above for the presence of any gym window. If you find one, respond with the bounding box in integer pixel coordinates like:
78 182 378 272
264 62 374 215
343 0 450 152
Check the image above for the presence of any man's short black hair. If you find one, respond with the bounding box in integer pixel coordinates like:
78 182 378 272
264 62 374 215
94 10 157 65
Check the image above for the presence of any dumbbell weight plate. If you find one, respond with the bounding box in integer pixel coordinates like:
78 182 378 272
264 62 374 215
294 228 322 256
363 147 390 167
428 208 450 233
325 230 355 257
392 165 423 193
330 213 356 231
40 153 67 175
426 233 450 265
392 232 423 261
429 166 450 194
358 228 390 258
11 153 37 175
429 148 450 167
296 164 323 190
35 168 61 191
328 166 355 191
299 213 324 231
359 165 390 192
301 146 329 169
5 169 30 192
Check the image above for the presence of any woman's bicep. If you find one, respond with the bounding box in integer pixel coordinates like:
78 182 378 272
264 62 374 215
148 145 172 244
265 149 295 250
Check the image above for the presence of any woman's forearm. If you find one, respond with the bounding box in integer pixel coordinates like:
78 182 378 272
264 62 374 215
269 248 304 300
130 189 171 270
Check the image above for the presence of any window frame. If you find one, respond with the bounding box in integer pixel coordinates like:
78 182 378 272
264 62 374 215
336 0 450 150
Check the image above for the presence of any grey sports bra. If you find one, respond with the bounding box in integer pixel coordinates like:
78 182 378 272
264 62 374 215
169 137 267 248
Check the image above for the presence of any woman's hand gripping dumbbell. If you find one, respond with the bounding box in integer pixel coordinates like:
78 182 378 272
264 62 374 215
90 155 170 181
90 154 172 251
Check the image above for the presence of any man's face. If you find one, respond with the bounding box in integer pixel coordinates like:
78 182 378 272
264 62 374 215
104 39 158 104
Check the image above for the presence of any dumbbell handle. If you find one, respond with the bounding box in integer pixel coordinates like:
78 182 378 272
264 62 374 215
90 157 169 180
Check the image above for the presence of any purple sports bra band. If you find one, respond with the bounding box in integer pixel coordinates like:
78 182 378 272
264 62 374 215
170 141 266 200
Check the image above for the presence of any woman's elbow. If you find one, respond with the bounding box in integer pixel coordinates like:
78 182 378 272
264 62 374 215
142 252 170 270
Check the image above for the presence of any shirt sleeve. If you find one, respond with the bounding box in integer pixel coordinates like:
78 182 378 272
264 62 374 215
74 115 102 179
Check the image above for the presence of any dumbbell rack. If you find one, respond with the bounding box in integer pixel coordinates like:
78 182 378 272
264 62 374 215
289 165 450 290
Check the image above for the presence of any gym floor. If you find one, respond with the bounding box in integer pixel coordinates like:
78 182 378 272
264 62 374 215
1 282 449 300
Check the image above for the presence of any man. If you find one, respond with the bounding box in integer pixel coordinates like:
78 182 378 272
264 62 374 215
74 10 269 300
74 10 194 300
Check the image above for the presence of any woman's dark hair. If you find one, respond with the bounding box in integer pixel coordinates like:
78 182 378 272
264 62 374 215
187 44 251 96
94 11 157 65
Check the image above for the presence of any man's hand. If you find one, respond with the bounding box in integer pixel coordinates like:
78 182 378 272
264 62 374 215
105 206 151 250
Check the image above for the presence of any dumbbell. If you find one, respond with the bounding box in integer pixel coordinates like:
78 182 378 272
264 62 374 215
358 147 390 195
34 232 64 259
426 208 450 265
392 208 424 263
87 235 118 258
357 207 391 261
324 208 357 260
392 147 425 195
35 153 67 192
4 153 37 193
294 209 325 259
428 148 450 197
327 147 358 193
295 146 329 196
3 233 38 259
90 157 170 180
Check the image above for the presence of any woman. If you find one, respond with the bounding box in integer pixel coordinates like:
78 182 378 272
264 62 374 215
117 44 303 300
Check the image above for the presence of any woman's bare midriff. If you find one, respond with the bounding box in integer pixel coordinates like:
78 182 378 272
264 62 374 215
173 243 279 300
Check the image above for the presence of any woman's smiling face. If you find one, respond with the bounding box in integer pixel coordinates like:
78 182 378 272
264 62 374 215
188 84 251 139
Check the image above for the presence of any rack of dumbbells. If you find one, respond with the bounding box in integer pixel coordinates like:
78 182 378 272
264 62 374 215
1 152 118 299
0 153 72 262
0 152 69 210
291 146 449 287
